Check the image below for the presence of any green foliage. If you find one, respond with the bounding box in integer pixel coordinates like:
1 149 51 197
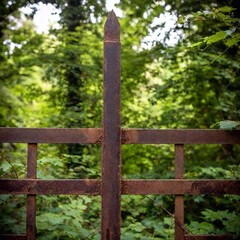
187 209 240 237
190 5 240 48
205 31 227 44
37 196 101 239
202 209 240 232
121 195 175 239
0 195 26 234
211 120 240 130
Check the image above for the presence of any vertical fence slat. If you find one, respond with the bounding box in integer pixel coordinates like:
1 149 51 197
101 11 121 240
26 143 37 240
175 144 184 240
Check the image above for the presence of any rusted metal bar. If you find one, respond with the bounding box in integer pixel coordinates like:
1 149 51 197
184 235 233 239
122 129 240 144
0 128 102 144
175 145 184 179
1 128 239 144
2 179 238 195
0 234 26 240
121 180 240 195
101 10 121 240
26 143 37 240
0 179 101 195
27 144 37 179
175 144 184 240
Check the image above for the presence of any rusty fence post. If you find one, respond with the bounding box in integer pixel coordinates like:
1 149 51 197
175 144 184 240
27 143 37 240
101 11 121 240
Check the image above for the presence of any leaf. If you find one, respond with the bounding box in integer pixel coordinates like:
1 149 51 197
204 31 227 44
211 120 240 130
219 120 240 130
216 120 240 130
225 34 240 47
190 41 203 48
128 222 145 233
218 6 236 13
0 162 11 172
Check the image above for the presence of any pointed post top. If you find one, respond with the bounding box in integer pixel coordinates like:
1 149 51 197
104 10 120 42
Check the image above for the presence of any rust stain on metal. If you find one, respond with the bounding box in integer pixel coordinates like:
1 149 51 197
96 128 103 143
121 179 129 194
191 180 240 195
121 129 131 143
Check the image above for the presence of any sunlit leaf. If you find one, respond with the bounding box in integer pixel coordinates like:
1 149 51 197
204 31 227 44
225 34 240 47
218 6 236 13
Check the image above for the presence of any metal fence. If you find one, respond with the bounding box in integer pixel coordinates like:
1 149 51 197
0 11 239 240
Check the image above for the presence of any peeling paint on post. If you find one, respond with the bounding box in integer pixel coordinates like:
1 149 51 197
101 11 121 240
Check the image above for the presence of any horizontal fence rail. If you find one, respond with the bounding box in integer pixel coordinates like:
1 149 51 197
0 179 239 195
0 11 239 240
1 128 239 144
122 129 240 144
0 128 102 144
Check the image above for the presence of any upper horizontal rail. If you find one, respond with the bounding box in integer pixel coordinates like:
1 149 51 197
0 128 102 144
0 128 239 144
122 129 240 144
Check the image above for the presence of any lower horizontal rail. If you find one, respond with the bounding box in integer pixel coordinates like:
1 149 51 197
123 180 240 195
0 234 26 240
184 235 233 239
0 179 239 195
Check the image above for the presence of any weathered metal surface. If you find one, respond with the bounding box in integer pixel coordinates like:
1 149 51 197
175 145 184 179
27 144 37 179
1 128 239 144
175 145 184 240
121 180 240 195
26 143 37 240
1 179 239 195
184 235 233 239
0 128 102 144
0 234 26 240
0 179 101 195
122 129 240 144
101 10 121 240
